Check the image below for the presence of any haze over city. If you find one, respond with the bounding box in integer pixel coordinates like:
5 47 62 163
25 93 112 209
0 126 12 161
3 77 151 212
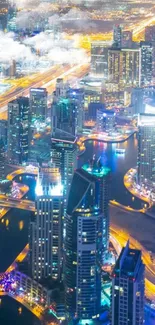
0 0 155 325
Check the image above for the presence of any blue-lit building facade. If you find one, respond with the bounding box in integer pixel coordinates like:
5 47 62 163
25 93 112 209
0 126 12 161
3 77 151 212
64 160 110 321
52 96 76 137
111 241 145 325
96 108 116 133
7 97 29 165
0 138 5 182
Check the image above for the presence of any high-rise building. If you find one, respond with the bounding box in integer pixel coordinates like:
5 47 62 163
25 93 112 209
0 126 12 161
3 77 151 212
140 42 153 86
122 30 133 48
52 96 76 137
0 120 7 145
113 25 122 48
131 86 155 115
64 159 110 320
137 113 155 187
91 41 112 79
8 97 29 165
9 59 16 78
67 88 84 133
52 85 83 137
111 241 145 325
0 138 5 182
29 166 63 280
7 5 17 32
51 136 77 208
30 88 48 123
96 108 115 133
145 26 155 78
108 48 140 91
0 0 8 30
145 26 155 43
54 78 70 99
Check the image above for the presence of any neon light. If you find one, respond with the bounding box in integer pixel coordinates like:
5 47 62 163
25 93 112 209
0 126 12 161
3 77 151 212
35 179 43 196
50 183 63 196
82 164 110 177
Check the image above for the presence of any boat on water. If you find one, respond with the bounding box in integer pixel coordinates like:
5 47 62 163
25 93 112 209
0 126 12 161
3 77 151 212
115 148 126 154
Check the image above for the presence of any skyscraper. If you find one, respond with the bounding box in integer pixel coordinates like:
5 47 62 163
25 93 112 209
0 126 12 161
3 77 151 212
64 159 110 320
55 78 70 99
8 97 29 165
29 166 63 280
108 48 140 91
52 80 84 137
96 108 115 133
51 136 77 208
131 86 155 115
0 120 7 145
30 88 48 123
52 95 77 138
145 26 155 43
0 0 8 30
113 25 122 48
111 241 145 325
140 42 153 86
137 113 155 187
0 138 5 182
145 26 155 77
91 41 112 79
122 30 133 48
67 88 84 134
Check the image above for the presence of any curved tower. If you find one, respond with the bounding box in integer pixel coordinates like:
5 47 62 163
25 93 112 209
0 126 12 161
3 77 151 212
64 159 110 321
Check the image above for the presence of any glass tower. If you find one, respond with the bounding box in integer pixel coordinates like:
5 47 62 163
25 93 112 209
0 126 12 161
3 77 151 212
51 136 77 209
64 159 110 321
140 42 153 86
113 25 122 48
0 138 5 182
111 241 145 325
137 113 155 187
8 97 29 165
30 88 48 123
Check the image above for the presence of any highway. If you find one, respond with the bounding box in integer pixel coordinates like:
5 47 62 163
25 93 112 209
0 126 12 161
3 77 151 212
110 199 147 214
6 244 29 274
0 62 89 120
0 198 34 211
124 168 154 208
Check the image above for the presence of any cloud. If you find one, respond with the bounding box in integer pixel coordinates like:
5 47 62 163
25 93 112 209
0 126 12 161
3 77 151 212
13 0 40 8
0 31 88 69
0 32 35 63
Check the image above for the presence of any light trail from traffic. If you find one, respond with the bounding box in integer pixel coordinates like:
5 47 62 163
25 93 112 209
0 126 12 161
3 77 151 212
0 63 89 120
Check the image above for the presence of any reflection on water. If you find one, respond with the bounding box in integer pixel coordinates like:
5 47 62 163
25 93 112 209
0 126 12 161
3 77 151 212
5 219 9 227
79 134 143 209
19 220 24 231
0 176 36 273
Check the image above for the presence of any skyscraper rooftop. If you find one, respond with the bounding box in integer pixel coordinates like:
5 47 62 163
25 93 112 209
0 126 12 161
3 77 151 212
82 162 110 177
113 240 143 278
